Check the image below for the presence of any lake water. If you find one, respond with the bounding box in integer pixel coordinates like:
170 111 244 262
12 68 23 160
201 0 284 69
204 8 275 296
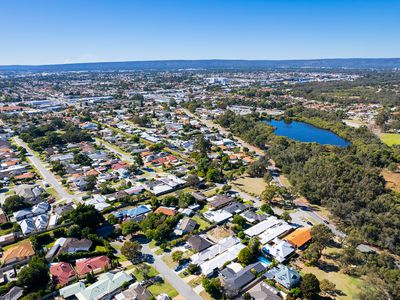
264 119 350 147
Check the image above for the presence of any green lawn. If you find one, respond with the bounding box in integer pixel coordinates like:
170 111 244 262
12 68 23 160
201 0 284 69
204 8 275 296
192 215 211 230
148 240 158 249
148 281 179 298
380 133 400 146
132 264 159 281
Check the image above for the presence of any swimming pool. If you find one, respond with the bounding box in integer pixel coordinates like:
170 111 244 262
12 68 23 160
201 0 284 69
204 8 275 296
258 256 272 266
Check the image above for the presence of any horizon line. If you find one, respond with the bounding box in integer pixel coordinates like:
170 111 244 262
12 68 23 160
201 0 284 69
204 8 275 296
2 57 400 68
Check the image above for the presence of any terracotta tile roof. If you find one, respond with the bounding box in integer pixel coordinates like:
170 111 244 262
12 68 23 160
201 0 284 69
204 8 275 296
112 162 129 170
86 169 100 176
50 262 76 285
2 241 35 264
154 206 177 216
14 172 35 180
283 227 311 248
75 255 110 276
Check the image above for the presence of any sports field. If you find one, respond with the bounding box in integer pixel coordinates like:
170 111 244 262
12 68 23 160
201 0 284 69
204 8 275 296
380 133 400 146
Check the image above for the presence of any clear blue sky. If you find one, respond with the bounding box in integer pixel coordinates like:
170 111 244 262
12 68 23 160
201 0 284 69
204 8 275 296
0 0 399 65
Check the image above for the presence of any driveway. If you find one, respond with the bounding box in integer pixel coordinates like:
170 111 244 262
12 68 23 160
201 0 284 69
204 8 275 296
141 243 203 300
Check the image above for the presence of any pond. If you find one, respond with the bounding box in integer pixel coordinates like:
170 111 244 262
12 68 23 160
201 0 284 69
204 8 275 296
264 119 350 147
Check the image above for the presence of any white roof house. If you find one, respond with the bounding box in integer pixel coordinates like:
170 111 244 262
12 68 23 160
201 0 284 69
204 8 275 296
262 238 295 262
34 214 49 231
18 218 36 235
86 195 111 211
259 223 293 245
203 210 232 224
75 271 133 300
191 236 246 276
244 217 281 237
200 243 246 276
59 282 86 299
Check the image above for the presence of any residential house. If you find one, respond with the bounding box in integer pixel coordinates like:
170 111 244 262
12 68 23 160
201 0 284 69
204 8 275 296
191 236 246 277
114 282 152 300
50 262 76 286
207 195 234 210
154 206 176 216
271 265 301 290
262 238 295 263
0 286 24 300
0 209 8 224
187 235 213 252
246 282 282 300
75 255 111 276
75 271 133 300
220 262 265 297
203 209 232 224
114 205 151 222
174 217 197 236
59 282 86 299
283 227 311 249
240 210 268 224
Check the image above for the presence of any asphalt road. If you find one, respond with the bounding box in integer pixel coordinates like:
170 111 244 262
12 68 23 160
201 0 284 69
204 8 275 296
13 137 79 201
142 243 203 300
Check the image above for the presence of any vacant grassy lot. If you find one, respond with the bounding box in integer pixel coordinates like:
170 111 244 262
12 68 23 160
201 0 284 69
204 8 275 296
148 281 179 298
192 215 211 231
382 169 400 193
380 133 400 146
231 175 265 196
298 247 368 300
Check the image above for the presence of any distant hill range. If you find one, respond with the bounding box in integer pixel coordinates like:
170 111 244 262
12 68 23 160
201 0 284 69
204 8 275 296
1 58 400 72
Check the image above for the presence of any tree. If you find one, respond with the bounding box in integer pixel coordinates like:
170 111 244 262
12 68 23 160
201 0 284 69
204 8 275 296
86 271 97 284
281 211 292 222
248 238 261 256
311 224 333 249
178 193 195 208
233 215 246 227
121 220 140 236
247 156 270 177
73 152 92 166
18 257 49 292
187 263 200 275
194 134 211 155
3 195 29 213
260 184 278 203
300 273 320 299
84 175 97 191
141 263 151 280
301 243 322 266
206 168 224 183
107 214 118 225
66 204 104 230
238 247 255 265
186 174 200 187
243 293 252 300
172 250 184 262
202 278 222 299
320 279 336 297
121 241 142 263
66 224 82 238
260 204 274 215
99 182 115 195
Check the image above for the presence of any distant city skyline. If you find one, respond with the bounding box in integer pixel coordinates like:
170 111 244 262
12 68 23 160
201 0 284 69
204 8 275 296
0 0 399 65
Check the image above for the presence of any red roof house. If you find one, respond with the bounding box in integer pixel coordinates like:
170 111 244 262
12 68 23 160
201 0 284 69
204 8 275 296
75 255 110 276
50 262 76 286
